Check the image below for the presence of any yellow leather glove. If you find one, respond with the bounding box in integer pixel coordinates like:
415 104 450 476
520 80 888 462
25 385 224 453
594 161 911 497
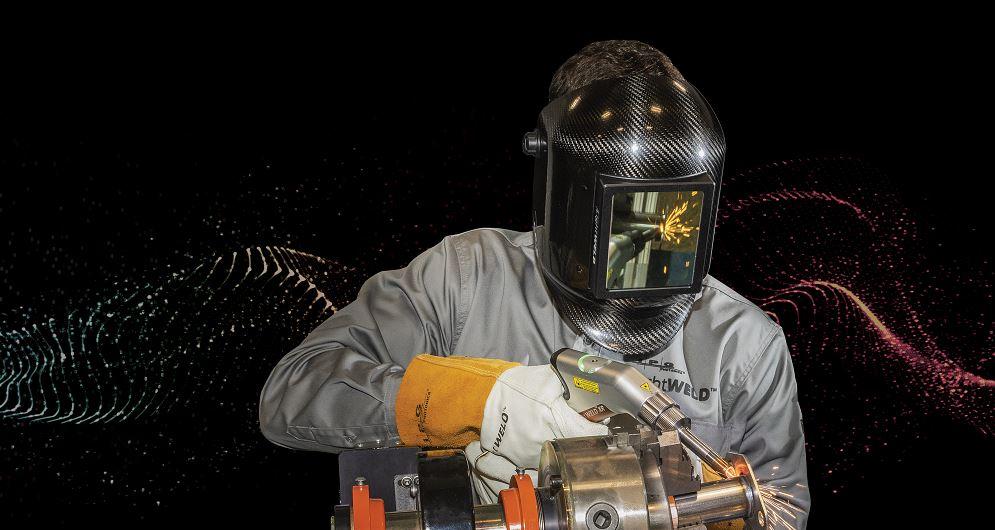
395 354 519 448
395 354 608 467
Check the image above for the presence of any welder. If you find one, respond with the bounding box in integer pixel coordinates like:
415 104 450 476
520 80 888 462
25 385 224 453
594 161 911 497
259 41 810 528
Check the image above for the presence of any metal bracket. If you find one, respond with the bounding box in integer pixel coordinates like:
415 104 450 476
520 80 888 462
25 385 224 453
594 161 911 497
647 429 699 496
393 473 420 511
607 413 641 448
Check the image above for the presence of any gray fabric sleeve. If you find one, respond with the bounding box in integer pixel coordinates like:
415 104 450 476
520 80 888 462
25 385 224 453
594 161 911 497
726 327 811 529
258 236 464 452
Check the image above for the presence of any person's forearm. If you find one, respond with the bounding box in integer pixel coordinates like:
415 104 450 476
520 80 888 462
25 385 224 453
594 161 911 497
259 344 405 452
258 236 464 452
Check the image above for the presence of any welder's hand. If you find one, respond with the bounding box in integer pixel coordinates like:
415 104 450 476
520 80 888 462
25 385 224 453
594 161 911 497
464 440 528 504
394 355 608 467
478 364 609 468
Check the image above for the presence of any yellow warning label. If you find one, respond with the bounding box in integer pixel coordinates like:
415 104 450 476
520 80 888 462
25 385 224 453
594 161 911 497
573 376 600 394
640 382 651 392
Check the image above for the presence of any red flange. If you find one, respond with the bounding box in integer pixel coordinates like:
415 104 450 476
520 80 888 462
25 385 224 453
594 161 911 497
499 473 540 530
351 484 386 530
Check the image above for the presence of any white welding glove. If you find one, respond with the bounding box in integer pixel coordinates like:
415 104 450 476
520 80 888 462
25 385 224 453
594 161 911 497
464 440 529 503
478 364 610 470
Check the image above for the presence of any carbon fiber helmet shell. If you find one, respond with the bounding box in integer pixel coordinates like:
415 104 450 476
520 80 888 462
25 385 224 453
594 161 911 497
529 74 726 358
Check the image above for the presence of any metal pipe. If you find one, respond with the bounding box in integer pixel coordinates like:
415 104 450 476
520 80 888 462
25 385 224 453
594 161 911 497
607 226 662 287
384 505 505 530
671 477 751 527
676 427 737 479
473 504 506 530
385 510 422 530
641 393 736 478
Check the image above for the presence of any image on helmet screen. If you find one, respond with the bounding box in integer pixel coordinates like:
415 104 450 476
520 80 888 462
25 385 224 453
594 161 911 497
606 190 704 290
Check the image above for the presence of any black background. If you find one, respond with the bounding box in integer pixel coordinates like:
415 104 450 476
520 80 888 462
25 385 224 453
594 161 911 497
2 20 991 528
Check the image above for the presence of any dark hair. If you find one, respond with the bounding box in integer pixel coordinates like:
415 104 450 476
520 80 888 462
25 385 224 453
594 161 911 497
549 40 685 100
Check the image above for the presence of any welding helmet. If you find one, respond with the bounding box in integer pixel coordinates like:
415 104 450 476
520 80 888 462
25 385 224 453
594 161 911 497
524 74 725 359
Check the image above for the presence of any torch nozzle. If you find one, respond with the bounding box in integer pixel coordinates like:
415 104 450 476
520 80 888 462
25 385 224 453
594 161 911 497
678 426 738 478
642 391 739 479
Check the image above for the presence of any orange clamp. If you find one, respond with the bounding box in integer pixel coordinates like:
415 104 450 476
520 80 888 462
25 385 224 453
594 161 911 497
351 484 386 530
499 473 540 530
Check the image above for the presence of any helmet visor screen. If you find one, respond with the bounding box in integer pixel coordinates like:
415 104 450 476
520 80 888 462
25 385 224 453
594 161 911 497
606 189 705 290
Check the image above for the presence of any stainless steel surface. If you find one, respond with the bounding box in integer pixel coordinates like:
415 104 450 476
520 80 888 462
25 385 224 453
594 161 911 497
638 393 687 431
539 437 651 530
671 478 750 527
639 443 674 530
674 428 735 479
651 430 698 498
726 453 767 530
472 504 506 530
585 502 620 530
384 504 505 530
385 510 423 530
555 349 657 421
536 433 760 530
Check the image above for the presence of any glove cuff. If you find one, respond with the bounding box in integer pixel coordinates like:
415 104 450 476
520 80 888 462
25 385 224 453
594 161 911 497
396 354 519 448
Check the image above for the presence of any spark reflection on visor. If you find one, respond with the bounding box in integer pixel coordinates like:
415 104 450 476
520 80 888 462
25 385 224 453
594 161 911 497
606 190 704 290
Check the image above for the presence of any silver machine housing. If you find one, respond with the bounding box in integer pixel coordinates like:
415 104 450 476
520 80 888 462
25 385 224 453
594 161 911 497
333 348 769 530
539 420 765 530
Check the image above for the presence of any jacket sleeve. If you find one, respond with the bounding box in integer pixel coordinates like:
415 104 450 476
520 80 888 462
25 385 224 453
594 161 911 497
726 327 811 529
258 236 464 452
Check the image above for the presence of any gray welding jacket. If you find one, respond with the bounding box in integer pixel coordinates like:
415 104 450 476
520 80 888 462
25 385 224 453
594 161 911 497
259 228 810 527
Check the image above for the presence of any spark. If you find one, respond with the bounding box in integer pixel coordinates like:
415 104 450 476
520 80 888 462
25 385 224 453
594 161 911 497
659 200 696 244
759 483 805 529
